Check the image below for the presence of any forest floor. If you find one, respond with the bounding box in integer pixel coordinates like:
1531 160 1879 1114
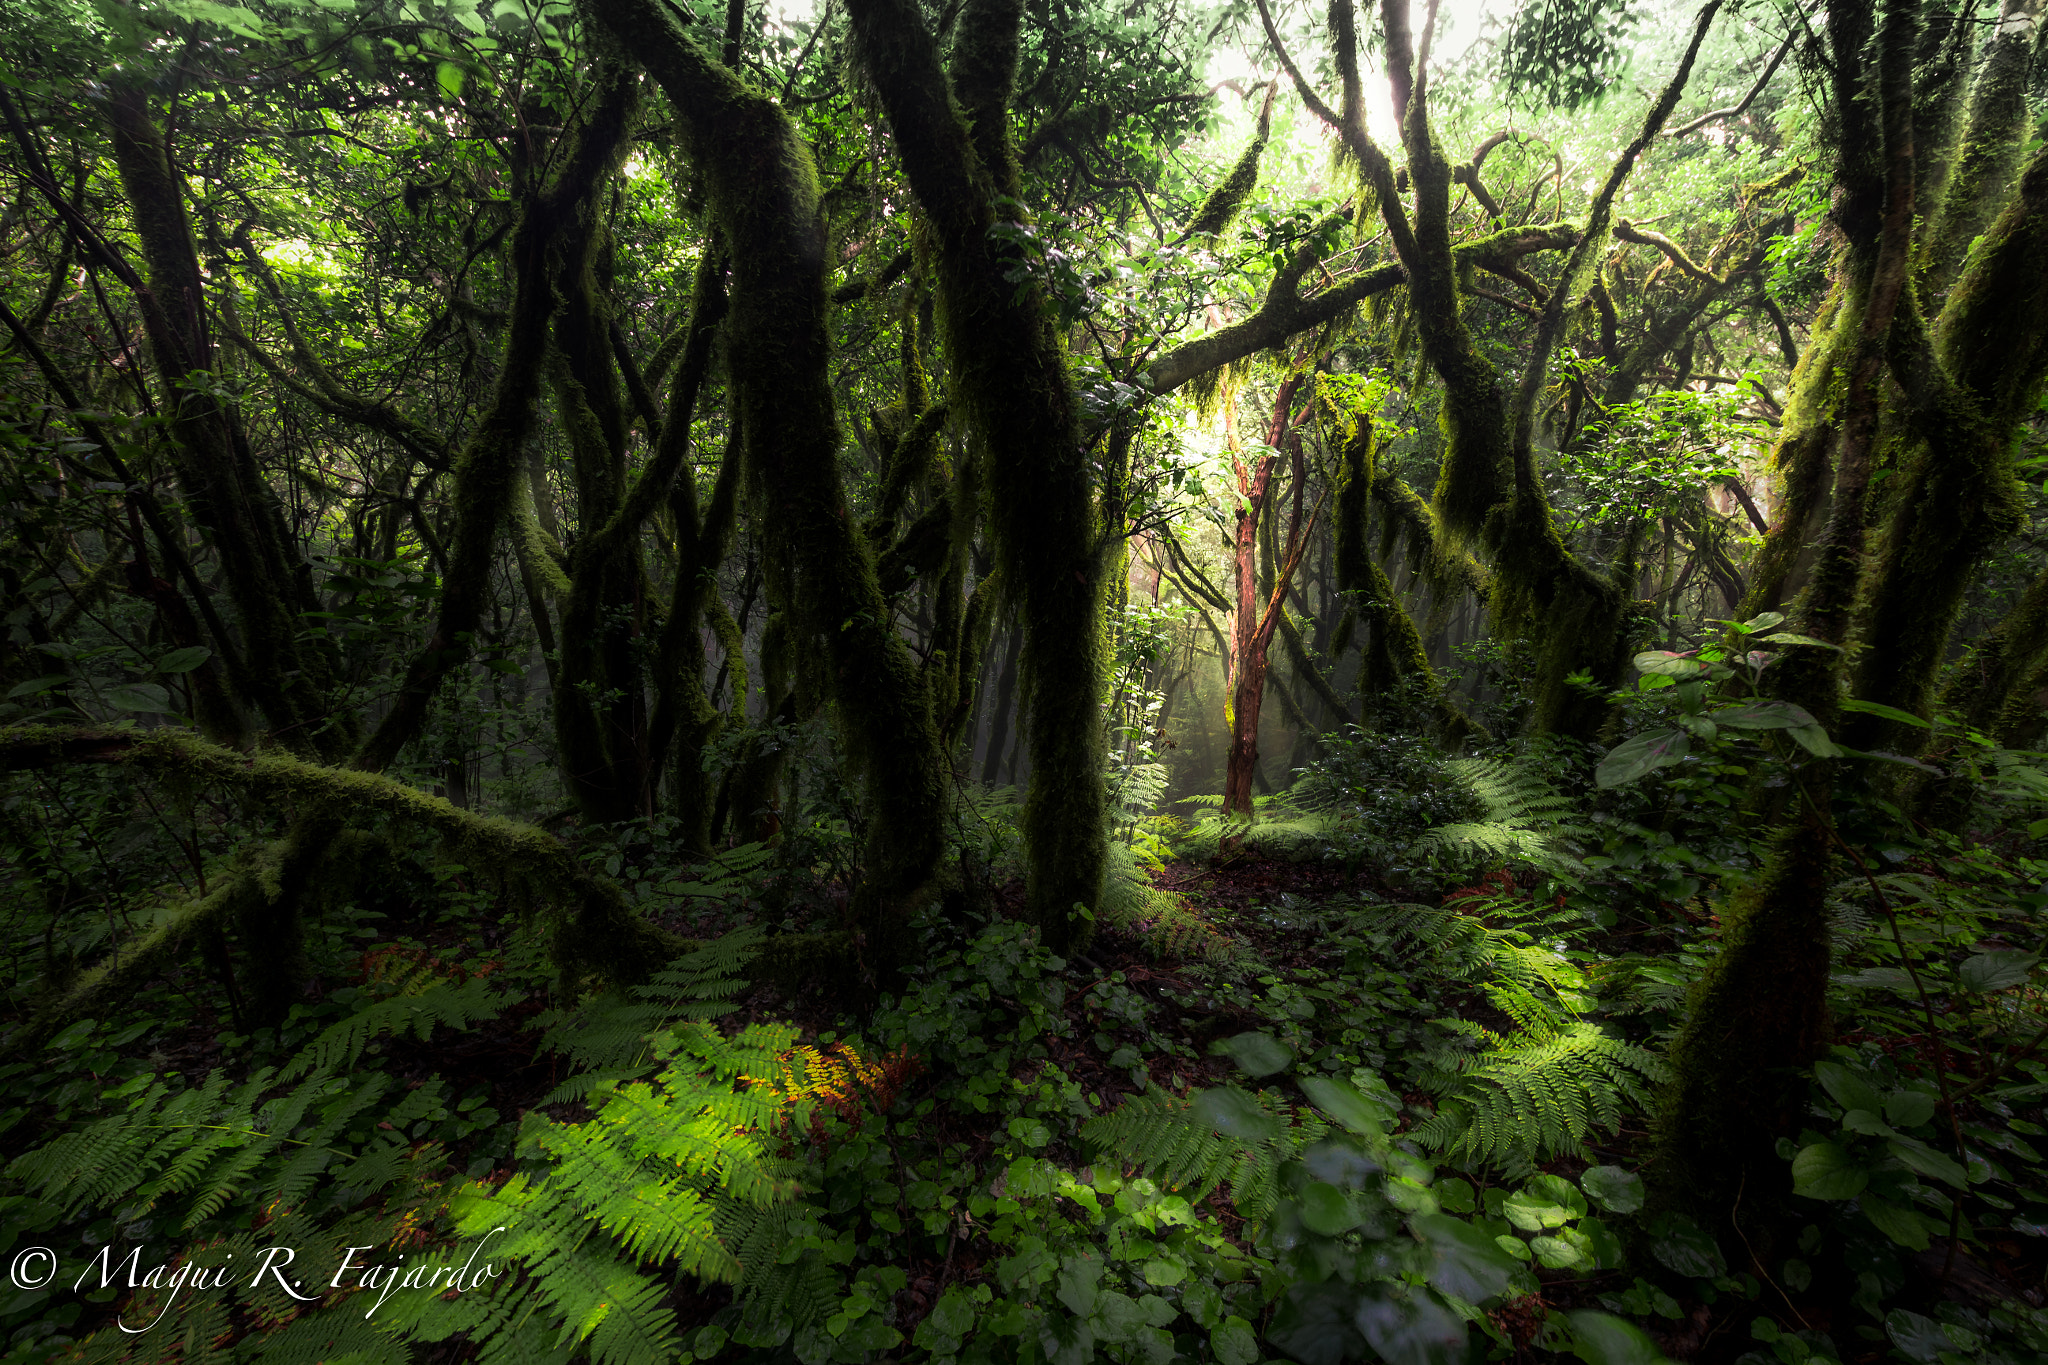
6 843 2047 1364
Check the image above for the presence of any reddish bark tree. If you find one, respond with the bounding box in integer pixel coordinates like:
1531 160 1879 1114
1222 373 1322 818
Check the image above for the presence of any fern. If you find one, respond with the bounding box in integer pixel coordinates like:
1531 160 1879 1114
1409 1020 1670 1175
1348 896 1665 1172
1412 750 1589 879
393 1019 858 1362
1173 794 1342 863
1098 840 1247 964
658 840 776 900
533 924 760 1100
1080 1086 1322 1218
10 1063 416 1231
284 974 504 1079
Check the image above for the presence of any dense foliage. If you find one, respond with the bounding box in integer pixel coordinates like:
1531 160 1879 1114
4 0 2048 1361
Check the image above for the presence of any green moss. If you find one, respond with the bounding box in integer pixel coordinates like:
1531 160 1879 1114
356 68 638 775
597 0 953 976
1850 143 2048 748
104 84 344 755
1652 814 1836 1235
1321 378 1476 739
845 0 1106 951
1185 86 1274 241
1738 289 1849 619
2 726 685 1052
1925 24 2038 298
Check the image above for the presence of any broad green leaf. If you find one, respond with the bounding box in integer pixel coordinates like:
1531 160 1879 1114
1299 1075 1394 1135
1836 745 1943 773
1814 1061 1885 1115
1790 1141 1867 1200
1531 1230 1595 1270
1413 1213 1518 1304
1839 697 1931 728
1886 1137 1966 1189
1579 1166 1644 1214
1432 1177 1475 1214
5 675 67 698
1758 632 1841 649
1785 723 1841 757
1210 1317 1258 1365
1595 729 1689 788
1092 1290 1144 1342
1298 1181 1363 1236
1578 1217 1626 1269
437 60 467 99
1884 1089 1937 1129
50 1019 97 1049
1886 1309 1977 1364
1633 650 1706 677
1056 1255 1103 1316
1959 950 2038 993
1708 700 1817 731
1353 1288 1467 1365
154 646 212 673
1181 1281 1223 1331
1503 1186 1572 1230
1213 1030 1293 1076
1140 1257 1186 1286
106 683 174 713
927 1288 976 1337
1860 1195 1932 1250
1037 1312 1094 1365
1841 1109 1896 1136
1735 611 1786 634
1648 1217 1725 1278
1524 1174 1587 1218
1189 1086 1281 1143
1566 1311 1662 1365
1301 1138 1380 1188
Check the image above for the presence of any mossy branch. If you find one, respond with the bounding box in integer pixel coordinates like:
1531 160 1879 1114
0 726 684 1054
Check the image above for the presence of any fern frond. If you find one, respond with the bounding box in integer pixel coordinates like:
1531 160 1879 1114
535 925 761 1077
1413 1021 1669 1173
1414 752 1590 878
1081 1086 1317 1218
285 976 503 1079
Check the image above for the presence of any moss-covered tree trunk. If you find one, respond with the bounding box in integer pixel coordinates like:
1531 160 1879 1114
1847 138 2048 749
594 0 951 978
1655 0 1917 1237
841 0 1108 951
1264 0 1717 739
102 83 345 755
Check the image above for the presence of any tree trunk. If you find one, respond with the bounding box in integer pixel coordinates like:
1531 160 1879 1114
595 0 952 981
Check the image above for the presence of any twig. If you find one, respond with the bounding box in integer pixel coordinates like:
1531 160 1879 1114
1730 1170 1812 1329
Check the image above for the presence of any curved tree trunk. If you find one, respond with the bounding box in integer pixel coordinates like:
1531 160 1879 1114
593 0 951 981
839 0 1108 951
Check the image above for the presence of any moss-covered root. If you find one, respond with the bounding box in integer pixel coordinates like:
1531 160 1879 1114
1651 812 1835 1243
0 726 683 1055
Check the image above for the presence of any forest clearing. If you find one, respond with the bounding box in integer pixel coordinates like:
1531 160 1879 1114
4 0 2048 1359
